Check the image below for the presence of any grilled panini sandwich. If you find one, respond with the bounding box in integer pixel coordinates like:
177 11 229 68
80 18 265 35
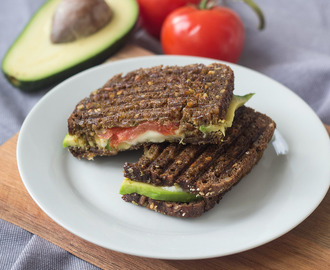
120 107 276 218
63 63 252 159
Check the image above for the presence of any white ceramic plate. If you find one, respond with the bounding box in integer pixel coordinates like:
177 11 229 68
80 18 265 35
17 56 330 260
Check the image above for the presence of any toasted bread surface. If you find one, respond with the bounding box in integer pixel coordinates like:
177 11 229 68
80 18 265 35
124 106 276 198
67 63 234 158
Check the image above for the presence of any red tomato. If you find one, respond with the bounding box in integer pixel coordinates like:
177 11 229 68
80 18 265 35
99 122 179 147
137 0 199 38
161 5 245 63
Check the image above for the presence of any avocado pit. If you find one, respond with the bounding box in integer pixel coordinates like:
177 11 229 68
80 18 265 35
51 0 113 43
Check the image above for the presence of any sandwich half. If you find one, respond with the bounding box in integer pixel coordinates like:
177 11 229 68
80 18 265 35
63 63 252 159
120 106 276 218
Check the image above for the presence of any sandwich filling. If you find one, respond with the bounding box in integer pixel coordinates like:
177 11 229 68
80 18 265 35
120 178 201 203
63 121 182 151
63 94 253 151
199 93 254 135
98 121 180 149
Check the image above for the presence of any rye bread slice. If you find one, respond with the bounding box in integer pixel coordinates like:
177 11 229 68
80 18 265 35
122 107 276 217
67 63 234 159
122 193 223 218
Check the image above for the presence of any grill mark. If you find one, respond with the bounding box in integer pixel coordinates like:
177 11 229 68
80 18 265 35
195 113 269 193
177 107 258 192
217 116 270 178
176 145 227 191
79 99 186 119
218 126 265 176
76 95 228 123
103 64 229 92
147 144 183 180
137 144 167 169
90 88 192 106
123 144 168 182
160 144 208 186
78 100 176 119
103 82 200 94
176 123 247 191
102 80 205 98
74 107 184 128
74 100 229 129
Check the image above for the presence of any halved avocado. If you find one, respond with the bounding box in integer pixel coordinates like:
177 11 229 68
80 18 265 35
2 0 138 92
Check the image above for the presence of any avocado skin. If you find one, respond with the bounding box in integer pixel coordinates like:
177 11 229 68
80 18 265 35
1 0 138 92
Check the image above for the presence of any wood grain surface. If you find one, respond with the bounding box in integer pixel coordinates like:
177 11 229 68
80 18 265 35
0 45 329 270
325 124 330 136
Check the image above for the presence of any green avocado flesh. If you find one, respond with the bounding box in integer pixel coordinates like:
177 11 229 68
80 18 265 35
63 134 82 148
199 93 254 134
120 178 200 203
2 0 138 92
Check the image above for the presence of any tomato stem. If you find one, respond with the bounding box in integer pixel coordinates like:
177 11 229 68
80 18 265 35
198 0 265 30
199 0 211 10
199 0 208 9
242 0 265 30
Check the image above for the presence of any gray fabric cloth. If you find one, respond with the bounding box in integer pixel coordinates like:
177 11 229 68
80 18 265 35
0 0 329 269
0 220 99 270
228 0 330 124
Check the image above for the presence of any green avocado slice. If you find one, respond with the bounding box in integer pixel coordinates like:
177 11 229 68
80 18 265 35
119 178 201 203
62 133 85 148
2 0 138 92
63 134 74 148
199 93 254 134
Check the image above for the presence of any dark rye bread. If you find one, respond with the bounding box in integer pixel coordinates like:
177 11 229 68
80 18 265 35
122 193 223 218
68 144 140 160
67 63 234 159
122 107 276 217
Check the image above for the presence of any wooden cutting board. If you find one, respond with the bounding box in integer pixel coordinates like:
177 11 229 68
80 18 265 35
0 45 329 270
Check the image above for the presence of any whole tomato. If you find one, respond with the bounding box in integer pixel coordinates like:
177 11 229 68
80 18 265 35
137 0 200 38
161 4 245 63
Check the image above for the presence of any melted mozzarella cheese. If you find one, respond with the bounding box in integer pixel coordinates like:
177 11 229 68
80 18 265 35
124 130 182 146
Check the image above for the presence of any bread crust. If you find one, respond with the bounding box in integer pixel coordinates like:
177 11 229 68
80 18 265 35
122 193 223 218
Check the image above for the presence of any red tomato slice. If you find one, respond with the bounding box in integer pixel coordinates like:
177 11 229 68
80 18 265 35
99 122 179 147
